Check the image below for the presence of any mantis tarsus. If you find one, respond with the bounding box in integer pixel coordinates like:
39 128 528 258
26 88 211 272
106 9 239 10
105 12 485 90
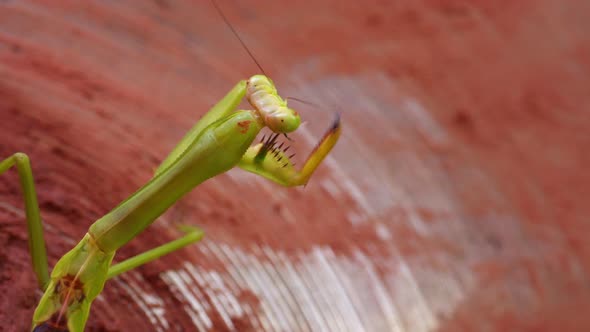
1 4 342 331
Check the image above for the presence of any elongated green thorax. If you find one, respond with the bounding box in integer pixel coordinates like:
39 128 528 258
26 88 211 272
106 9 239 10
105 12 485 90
89 110 263 252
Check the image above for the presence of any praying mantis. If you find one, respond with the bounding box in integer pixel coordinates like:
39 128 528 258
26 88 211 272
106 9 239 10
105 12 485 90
0 3 342 332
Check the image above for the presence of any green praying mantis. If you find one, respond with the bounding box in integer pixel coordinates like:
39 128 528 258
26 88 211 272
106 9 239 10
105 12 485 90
2 75 341 331
0 4 342 331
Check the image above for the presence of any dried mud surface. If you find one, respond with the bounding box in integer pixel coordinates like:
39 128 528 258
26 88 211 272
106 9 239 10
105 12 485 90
1 1 589 331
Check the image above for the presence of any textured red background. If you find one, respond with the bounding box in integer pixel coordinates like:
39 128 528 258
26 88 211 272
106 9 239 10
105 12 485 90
1 1 589 331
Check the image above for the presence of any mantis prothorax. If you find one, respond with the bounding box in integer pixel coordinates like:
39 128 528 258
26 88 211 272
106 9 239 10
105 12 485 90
1 74 341 331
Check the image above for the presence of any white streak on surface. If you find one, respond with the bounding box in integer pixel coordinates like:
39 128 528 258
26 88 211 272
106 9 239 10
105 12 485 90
157 242 470 332
116 272 168 332
161 269 212 331
353 249 405 332
208 242 263 330
185 263 236 331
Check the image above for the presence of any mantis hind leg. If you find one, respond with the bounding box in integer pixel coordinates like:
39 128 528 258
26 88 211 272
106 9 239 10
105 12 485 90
106 225 204 279
0 152 50 289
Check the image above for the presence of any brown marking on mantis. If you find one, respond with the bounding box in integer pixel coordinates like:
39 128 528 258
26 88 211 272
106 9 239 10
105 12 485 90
237 120 251 134
55 275 85 305
45 274 85 330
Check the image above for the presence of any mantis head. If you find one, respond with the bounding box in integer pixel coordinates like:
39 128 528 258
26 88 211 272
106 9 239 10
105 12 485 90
246 75 301 134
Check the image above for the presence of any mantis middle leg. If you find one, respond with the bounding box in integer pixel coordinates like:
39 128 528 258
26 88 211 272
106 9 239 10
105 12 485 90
106 225 204 279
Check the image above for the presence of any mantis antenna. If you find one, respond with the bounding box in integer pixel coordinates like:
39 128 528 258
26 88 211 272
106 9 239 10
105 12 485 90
210 0 268 76
211 0 331 117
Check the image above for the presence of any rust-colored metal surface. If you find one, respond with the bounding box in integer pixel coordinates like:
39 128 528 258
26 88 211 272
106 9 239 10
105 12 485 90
1 1 589 331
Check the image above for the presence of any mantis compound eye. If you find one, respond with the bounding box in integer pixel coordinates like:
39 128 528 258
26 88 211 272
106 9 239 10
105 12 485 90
266 108 301 133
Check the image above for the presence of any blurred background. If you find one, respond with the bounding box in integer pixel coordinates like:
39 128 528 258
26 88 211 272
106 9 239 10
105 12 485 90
1 1 589 331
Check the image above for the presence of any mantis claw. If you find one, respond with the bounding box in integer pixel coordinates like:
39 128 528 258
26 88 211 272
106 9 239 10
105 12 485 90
238 113 341 187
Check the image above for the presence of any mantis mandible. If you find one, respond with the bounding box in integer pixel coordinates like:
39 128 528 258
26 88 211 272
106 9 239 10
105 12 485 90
1 4 342 331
